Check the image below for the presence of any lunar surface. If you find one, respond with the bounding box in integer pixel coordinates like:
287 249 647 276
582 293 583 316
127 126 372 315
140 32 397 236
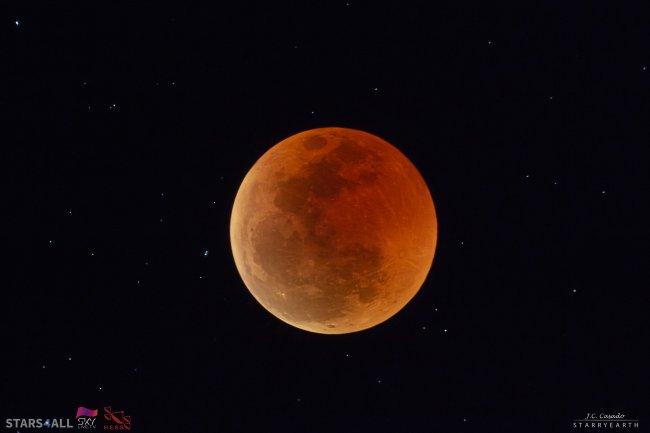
230 127 437 334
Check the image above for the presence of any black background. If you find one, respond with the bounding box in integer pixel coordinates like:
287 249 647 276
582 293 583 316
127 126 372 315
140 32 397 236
2 2 648 432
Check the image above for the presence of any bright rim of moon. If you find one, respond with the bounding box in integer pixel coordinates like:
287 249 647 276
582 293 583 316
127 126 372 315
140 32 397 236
230 127 437 334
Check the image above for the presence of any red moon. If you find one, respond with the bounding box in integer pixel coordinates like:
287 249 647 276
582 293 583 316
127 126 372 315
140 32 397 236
230 127 437 334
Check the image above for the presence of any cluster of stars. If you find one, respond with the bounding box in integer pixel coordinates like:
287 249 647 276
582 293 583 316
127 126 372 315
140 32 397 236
79 79 179 112
50 190 218 289
523 172 608 195
39 355 120 393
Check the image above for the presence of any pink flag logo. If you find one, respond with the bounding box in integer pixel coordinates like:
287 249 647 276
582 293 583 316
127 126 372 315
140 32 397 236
76 407 98 418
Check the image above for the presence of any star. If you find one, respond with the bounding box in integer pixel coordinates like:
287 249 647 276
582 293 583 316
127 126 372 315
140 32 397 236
42 364 46 369
443 328 448 333
68 356 72 361
43 420 50 427
488 40 493 45
572 288 577 293
15 20 20 27
421 325 427 331
377 378 382 384
98 386 103 391
601 190 606 195
345 353 350 358
203 250 209 257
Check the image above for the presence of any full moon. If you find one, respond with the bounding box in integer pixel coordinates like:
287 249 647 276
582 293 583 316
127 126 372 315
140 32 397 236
230 127 437 334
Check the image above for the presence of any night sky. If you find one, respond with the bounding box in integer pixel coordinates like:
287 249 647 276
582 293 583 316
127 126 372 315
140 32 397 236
3 2 648 432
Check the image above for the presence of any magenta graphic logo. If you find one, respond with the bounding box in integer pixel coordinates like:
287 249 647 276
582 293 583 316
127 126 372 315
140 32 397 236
76 407 99 418
76 406 98 429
